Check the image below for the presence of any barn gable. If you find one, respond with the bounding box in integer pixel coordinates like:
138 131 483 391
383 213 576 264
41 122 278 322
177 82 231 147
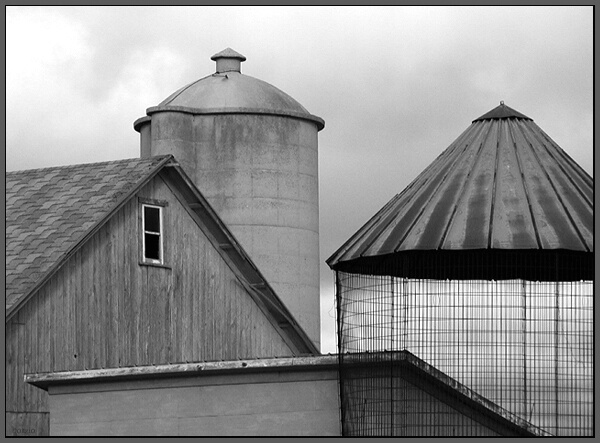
6 156 172 316
6 155 316 436
6 155 314 352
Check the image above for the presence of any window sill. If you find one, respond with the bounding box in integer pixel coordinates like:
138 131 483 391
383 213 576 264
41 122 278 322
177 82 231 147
139 261 172 270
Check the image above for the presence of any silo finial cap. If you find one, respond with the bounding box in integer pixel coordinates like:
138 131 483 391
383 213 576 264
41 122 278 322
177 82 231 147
211 48 246 73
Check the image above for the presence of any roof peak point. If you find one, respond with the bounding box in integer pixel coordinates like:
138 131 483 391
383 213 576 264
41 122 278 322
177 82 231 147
473 102 531 123
211 48 246 73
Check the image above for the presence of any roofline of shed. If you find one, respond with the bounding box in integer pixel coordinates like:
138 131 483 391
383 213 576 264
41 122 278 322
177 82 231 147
25 349 547 436
340 350 550 437
25 354 339 391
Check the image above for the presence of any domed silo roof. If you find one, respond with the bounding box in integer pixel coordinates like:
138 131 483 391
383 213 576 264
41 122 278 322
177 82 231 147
327 102 593 281
136 47 324 131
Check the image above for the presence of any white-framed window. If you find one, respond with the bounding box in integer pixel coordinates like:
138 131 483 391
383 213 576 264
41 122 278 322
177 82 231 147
142 203 163 264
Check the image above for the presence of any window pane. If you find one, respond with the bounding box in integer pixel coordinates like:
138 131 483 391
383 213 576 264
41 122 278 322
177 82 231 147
144 206 160 233
145 233 161 260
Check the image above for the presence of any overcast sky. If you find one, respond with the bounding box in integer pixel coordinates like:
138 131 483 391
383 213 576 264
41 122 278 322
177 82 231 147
6 6 593 353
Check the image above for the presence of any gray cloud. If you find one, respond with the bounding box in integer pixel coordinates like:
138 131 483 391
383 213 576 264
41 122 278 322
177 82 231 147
6 6 593 353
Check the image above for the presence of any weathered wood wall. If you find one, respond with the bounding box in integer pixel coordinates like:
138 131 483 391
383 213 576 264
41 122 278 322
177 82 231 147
5 412 49 437
6 174 295 435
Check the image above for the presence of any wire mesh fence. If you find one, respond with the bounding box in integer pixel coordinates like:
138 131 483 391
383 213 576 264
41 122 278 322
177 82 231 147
336 270 593 436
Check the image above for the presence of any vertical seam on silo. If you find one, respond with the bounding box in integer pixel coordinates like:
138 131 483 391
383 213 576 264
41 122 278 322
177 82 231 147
352 123 479 260
487 120 500 249
353 178 431 259
531 125 593 208
390 139 476 253
437 121 490 249
536 126 593 193
508 120 543 249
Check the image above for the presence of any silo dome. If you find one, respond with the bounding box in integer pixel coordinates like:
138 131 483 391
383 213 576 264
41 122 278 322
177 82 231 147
134 48 324 350
134 47 324 134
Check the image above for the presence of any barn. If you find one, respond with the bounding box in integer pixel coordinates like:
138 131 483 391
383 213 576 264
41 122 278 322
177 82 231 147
7 49 593 437
6 155 317 435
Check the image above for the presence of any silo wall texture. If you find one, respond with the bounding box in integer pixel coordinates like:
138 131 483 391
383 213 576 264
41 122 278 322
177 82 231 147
144 111 321 349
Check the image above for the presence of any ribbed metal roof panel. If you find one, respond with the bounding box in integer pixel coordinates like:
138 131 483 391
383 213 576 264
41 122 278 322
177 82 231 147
328 103 593 268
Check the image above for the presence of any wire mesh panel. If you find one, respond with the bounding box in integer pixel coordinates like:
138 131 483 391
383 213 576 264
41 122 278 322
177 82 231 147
336 271 593 436
337 351 542 437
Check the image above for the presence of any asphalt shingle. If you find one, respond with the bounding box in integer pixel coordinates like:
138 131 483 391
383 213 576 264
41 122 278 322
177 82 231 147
6 156 171 314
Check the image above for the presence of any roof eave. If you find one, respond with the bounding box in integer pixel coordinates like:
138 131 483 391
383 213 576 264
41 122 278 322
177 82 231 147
26 354 337 391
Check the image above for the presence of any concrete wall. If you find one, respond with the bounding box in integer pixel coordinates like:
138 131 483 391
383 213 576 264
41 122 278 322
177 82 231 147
141 111 321 349
47 368 340 436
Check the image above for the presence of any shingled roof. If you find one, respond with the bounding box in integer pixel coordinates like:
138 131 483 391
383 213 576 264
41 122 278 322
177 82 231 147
6 156 172 314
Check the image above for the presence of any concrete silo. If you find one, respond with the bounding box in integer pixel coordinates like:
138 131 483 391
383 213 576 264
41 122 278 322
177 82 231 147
134 48 324 349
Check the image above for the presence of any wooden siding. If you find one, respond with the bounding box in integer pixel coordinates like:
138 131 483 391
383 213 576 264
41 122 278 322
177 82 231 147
6 173 295 435
6 412 49 437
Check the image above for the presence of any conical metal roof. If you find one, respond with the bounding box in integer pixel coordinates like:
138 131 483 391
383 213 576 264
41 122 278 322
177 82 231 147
328 103 593 280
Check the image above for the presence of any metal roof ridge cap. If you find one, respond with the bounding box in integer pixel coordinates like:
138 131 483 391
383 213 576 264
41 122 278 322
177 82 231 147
505 119 544 249
487 120 502 249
